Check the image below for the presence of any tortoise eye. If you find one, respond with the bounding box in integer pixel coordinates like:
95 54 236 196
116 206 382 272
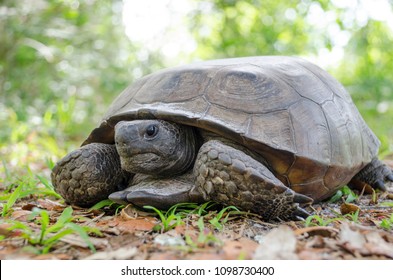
145 124 158 137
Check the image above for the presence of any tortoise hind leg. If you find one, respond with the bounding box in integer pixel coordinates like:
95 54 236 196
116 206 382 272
193 140 313 221
350 158 393 191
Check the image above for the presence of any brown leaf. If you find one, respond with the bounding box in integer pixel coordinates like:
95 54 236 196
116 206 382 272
21 203 37 211
33 253 72 260
340 203 360 215
60 235 108 249
114 216 157 233
253 225 298 260
363 231 393 258
0 224 22 238
223 237 258 259
298 247 326 260
36 199 65 211
294 226 339 238
11 210 32 222
120 204 155 219
339 223 366 250
83 246 138 260
154 234 185 246
339 223 393 258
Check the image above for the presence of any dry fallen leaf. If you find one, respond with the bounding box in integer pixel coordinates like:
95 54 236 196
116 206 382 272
84 246 138 260
223 237 258 259
36 199 65 211
294 226 339 238
114 216 157 233
121 204 154 219
339 223 366 250
340 203 360 215
154 234 186 246
253 225 298 260
11 210 32 222
363 231 393 258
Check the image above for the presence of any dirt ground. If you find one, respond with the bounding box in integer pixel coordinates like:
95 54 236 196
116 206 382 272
1 162 393 260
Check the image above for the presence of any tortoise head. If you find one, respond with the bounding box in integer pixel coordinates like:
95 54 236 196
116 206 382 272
114 120 197 177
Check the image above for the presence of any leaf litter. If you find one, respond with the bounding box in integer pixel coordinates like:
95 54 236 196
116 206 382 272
1 165 393 260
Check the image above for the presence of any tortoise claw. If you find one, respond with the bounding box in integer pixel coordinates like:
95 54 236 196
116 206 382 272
108 190 131 205
374 180 387 191
293 206 310 220
387 173 393 182
293 193 313 204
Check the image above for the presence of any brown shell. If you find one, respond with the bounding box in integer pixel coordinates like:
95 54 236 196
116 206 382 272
83 56 380 201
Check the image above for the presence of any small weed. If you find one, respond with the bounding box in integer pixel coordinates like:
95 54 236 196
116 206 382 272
144 205 185 232
145 202 242 233
191 201 217 216
329 186 358 203
6 206 101 254
1 175 61 201
209 205 240 231
90 199 118 210
344 209 360 223
90 199 125 215
1 159 11 181
379 213 393 230
1 184 23 217
185 217 222 248
380 201 393 207
304 214 342 227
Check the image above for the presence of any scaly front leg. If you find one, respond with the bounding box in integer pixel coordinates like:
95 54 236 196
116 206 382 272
52 143 132 206
193 140 312 221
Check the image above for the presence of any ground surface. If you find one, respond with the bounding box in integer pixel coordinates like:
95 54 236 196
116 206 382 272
1 161 393 260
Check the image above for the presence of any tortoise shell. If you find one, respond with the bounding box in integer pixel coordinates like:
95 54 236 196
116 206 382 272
82 56 380 201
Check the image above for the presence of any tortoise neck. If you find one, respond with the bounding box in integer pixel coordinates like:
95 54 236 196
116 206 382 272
155 125 199 178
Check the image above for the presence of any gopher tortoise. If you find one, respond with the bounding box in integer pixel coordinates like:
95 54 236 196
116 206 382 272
52 56 393 220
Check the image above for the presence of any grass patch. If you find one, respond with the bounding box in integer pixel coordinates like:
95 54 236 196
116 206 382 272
145 202 242 234
304 214 343 227
379 213 393 230
0 173 62 217
5 206 101 254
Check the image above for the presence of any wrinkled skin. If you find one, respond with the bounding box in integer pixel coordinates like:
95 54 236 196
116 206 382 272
52 119 393 221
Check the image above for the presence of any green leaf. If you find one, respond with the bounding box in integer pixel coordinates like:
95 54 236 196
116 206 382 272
89 199 115 210
42 228 74 247
36 175 62 199
47 206 73 233
39 209 50 243
328 190 343 203
66 223 96 252
144 206 166 223
2 184 23 217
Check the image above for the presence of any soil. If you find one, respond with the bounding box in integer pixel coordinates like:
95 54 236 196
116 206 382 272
1 162 393 260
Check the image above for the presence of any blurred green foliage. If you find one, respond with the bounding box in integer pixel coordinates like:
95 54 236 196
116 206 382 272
0 0 392 180
0 0 163 176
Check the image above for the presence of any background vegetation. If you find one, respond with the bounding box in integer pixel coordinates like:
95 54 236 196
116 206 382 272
1 0 392 183
1 0 393 260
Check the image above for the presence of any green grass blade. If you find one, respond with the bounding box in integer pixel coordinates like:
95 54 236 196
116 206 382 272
144 206 166 222
42 228 74 247
66 223 96 252
1 159 11 181
39 209 50 243
89 199 115 210
47 206 73 233
2 184 23 217
36 175 62 199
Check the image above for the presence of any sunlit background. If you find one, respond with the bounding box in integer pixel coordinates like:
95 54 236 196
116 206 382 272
1 0 393 177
